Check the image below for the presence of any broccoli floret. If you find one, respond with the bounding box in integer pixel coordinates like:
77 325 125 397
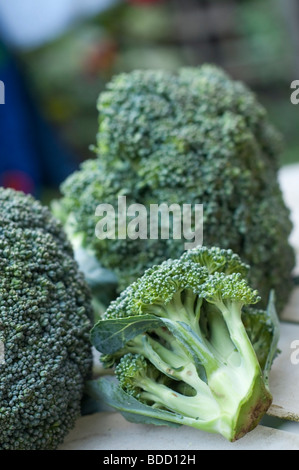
0 188 93 450
91 246 279 442
55 65 295 312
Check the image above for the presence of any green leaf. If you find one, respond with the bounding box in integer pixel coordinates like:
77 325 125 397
91 315 211 382
90 315 163 354
263 290 280 385
88 378 182 428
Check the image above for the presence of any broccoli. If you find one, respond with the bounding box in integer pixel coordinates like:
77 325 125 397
55 65 295 313
90 246 279 442
0 188 93 450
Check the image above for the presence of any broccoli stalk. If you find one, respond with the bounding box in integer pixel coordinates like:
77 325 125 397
116 354 221 431
91 247 279 442
119 282 271 441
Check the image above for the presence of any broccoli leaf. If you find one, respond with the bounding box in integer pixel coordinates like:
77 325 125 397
91 315 208 381
91 315 162 354
263 290 280 384
87 378 182 428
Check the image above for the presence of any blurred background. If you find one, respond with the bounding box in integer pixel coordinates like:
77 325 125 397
0 0 298 198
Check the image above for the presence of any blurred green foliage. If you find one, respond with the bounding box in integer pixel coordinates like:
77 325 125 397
20 0 299 167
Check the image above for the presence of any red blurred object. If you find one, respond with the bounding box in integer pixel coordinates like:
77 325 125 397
84 40 118 78
1 170 35 194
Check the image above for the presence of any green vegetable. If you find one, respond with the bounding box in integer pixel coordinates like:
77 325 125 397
55 65 295 312
0 188 93 450
90 246 279 442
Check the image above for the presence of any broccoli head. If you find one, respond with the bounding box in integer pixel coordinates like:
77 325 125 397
90 246 279 442
0 188 93 450
55 65 295 312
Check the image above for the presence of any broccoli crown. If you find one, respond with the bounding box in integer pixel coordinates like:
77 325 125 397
57 65 295 311
91 246 279 442
0 188 93 450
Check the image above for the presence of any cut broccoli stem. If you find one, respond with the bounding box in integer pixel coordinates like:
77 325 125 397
160 303 272 440
129 333 208 393
130 355 270 441
140 385 220 422
216 301 262 376
130 303 272 441
118 296 273 441
92 246 279 442
202 304 240 367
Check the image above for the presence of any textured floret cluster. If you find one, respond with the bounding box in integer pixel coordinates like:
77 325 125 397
56 65 295 311
0 188 93 450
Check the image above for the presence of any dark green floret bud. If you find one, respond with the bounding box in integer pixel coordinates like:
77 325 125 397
0 188 93 450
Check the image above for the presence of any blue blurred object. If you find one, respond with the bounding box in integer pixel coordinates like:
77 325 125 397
0 40 77 196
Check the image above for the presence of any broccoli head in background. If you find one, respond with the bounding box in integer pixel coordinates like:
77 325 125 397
55 65 295 312
0 188 93 450
90 246 279 442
